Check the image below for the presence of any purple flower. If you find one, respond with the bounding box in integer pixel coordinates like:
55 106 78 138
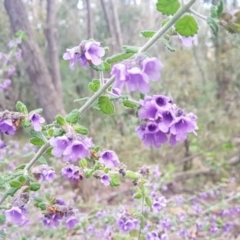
117 217 140 232
7 66 16 77
136 123 167 148
101 174 111 186
111 56 163 94
5 207 28 226
66 216 78 228
29 113 45 131
15 49 22 59
0 140 6 149
61 165 83 182
0 119 16 135
179 34 197 47
170 113 198 145
0 79 12 91
146 231 169 240
99 150 120 169
141 57 163 81
63 40 105 69
49 136 71 158
84 41 105 65
32 165 56 182
63 140 90 162
152 195 167 212
161 218 171 230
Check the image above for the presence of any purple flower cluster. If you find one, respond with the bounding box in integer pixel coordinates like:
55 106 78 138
99 150 120 169
111 55 163 94
136 95 198 148
63 40 105 69
29 113 45 131
5 207 28 226
151 192 167 213
50 135 93 162
61 164 83 182
32 165 56 182
146 231 169 240
117 214 140 233
42 199 78 229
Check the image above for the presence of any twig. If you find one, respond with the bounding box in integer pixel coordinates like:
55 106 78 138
189 8 208 21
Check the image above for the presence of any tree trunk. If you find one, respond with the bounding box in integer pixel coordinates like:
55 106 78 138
110 0 123 51
4 0 65 122
45 0 63 99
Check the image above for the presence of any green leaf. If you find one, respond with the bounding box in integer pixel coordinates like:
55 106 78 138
145 196 152 207
98 96 115 115
156 0 181 16
74 124 89 135
0 215 6 224
122 45 139 53
211 0 223 19
89 79 100 92
48 128 54 137
9 180 22 188
16 101 28 114
161 38 176 52
109 174 120 187
55 115 67 126
65 109 79 124
175 14 198 37
106 52 134 64
30 183 41 191
38 156 48 165
140 30 156 38
15 30 27 41
30 129 45 141
123 100 138 108
18 175 27 184
15 164 27 170
34 196 43 203
79 159 88 168
46 147 53 157
126 170 140 180
29 108 43 114
36 202 47 211
30 138 45 146
134 192 143 199
207 17 219 37
53 128 65 137
140 93 145 100
23 152 35 158
7 188 19 196
90 62 110 71
84 169 93 178
223 141 233 150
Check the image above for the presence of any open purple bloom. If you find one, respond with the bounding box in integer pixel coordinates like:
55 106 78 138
63 140 90 162
117 217 140 233
29 113 45 131
63 40 105 69
62 165 83 182
141 57 163 81
66 216 78 228
49 136 71 158
0 140 6 149
179 34 197 47
99 150 120 169
5 207 28 226
112 55 163 94
84 41 105 65
152 195 167 212
136 123 167 148
101 174 111 186
0 119 16 135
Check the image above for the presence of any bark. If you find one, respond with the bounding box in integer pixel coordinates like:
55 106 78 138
4 0 65 122
110 0 123 51
45 0 63 99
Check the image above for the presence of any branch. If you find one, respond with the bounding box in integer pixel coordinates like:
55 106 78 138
189 8 208 21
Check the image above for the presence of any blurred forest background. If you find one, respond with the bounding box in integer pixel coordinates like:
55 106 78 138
1 0 240 197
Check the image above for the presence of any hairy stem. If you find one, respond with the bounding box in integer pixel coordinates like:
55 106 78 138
189 8 208 21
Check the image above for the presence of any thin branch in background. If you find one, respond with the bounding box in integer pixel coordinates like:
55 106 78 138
192 44 207 85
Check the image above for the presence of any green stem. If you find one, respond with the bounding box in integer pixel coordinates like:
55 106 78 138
189 8 208 21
